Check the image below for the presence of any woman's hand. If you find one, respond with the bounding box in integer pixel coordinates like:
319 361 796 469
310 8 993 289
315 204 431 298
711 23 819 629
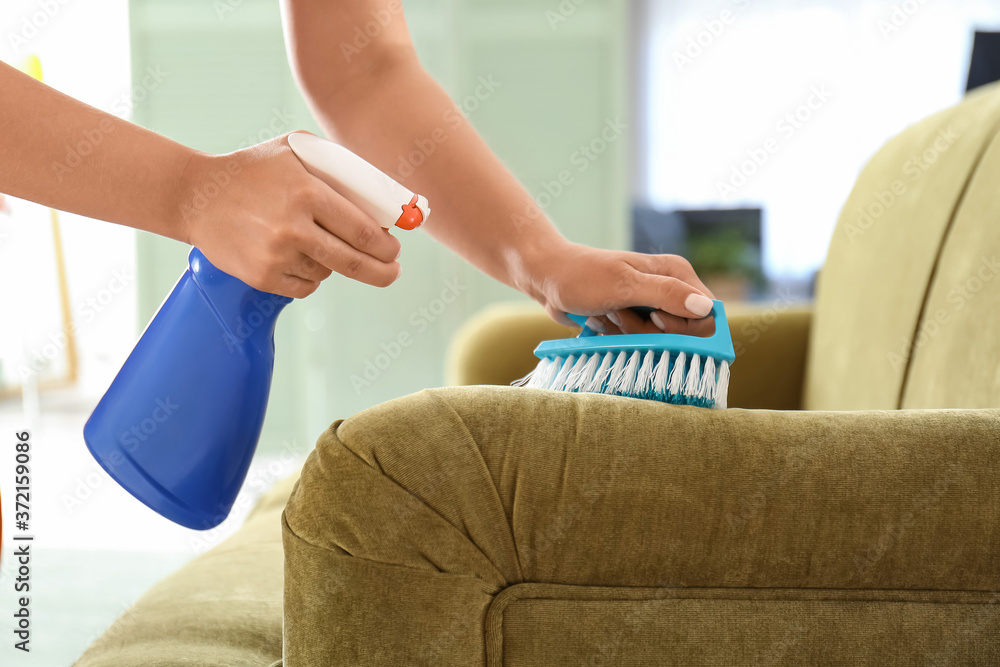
174 134 402 299
526 241 716 336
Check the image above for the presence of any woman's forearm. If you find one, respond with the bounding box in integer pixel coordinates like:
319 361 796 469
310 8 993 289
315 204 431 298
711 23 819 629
286 23 569 305
0 61 195 242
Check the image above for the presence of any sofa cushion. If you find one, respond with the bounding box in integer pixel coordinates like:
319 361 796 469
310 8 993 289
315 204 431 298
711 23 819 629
72 473 298 667
805 81 1000 410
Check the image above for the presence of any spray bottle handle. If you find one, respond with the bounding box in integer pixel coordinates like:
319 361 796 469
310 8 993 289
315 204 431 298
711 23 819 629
287 132 430 231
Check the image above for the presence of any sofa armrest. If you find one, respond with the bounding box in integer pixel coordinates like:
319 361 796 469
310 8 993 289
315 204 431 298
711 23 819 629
447 301 813 410
282 386 1000 665
726 304 812 410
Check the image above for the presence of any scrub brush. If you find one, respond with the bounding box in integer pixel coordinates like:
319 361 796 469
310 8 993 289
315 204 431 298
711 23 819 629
513 300 735 409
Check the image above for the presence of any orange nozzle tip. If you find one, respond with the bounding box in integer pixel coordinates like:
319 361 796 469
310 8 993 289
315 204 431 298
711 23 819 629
395 195 424 231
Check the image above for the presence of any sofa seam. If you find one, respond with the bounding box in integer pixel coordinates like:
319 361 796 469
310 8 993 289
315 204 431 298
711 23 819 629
896 100 1000 408
426 389 526 584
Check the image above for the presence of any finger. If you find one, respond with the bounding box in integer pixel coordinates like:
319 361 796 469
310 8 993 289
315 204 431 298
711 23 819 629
310 181 402 264
546 305 576 327
632 254 715 299
608 309 662 335
274 273 321 299
289 252 334 284
649 310 716 337
584 316 609 333
302 227 401 288
631 273 715 320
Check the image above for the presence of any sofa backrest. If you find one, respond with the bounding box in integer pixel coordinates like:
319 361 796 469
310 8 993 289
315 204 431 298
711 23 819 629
804 81 1000 411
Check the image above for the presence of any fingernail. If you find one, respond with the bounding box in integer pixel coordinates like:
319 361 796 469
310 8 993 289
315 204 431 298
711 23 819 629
395 247 402 260
584 317 606 333
650 311 667 330
685 294 714 318
607 312 621 327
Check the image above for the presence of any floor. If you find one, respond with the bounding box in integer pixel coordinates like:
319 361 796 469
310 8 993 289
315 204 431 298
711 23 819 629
0 389 304 666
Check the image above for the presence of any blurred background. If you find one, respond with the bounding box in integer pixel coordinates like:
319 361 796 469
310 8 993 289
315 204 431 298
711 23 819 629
2 0 1000 663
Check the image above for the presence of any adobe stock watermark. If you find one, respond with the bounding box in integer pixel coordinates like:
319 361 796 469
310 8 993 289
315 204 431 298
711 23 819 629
512 116 627 231
7 0 73 53
178 160 242 221
853 462 964 576
222 293 290 352
351 277 467 394
189 438 306 553
877 0 931 40
843 126 959 244
545 0 585 30
235 107 295 150
106 65 170 119
731 289 797 358
717 84 833 201
886 254 999 371
63 395 182 512
673 0 751 72
395 75 502 179
16 267 133 383
214 0 242 20
51 66 168 182
339 0 404 62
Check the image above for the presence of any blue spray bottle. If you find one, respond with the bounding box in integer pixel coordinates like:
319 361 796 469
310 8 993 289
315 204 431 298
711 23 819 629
84 133 429 530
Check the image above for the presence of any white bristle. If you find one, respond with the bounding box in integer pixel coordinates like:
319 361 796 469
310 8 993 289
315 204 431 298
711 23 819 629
606 351 629 391
584 352 615 393
563 354 591 392
668 351 686 395
571 353 601 392
683 353 701 397
652 351 671 396
611 351 642 396
716 360 730 409
515 346 730 410
634 350 657 396
698 355 717 402
514 357 545 388
534 356 562 390
549 354 577 391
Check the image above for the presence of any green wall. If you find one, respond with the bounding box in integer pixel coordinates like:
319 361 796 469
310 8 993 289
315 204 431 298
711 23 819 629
129 0 629 453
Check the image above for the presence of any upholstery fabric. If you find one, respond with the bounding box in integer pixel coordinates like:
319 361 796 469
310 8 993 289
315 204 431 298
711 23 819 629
283 386 1000 665
902 120 1000 408
71 474 298 667
804 81 1000 410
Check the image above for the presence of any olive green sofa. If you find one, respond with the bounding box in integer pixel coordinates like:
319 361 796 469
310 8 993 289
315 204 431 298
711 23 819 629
76 83 1000 666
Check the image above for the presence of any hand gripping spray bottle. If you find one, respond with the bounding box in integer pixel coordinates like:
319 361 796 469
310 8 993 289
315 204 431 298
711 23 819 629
83 133 429 529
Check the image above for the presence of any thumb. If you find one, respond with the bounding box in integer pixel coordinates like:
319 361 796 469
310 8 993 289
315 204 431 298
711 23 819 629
637 274 715 319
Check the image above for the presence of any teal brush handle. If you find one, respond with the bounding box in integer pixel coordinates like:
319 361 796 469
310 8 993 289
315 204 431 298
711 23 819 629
547 300 735 363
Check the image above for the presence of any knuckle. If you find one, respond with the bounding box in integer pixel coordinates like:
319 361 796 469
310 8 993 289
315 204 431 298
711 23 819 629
355 223 377 249
345 257 363 277
670 254 693 272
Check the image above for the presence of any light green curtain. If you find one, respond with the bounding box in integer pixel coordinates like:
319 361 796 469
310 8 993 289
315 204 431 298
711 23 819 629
129 0 629 453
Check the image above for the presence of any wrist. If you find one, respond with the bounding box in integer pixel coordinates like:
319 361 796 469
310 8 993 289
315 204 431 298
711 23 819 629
169 149 214 246
509 230 574 309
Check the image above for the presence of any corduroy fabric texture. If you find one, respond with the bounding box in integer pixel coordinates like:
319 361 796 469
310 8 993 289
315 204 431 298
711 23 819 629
72 473 298 667
901 111 1000 408
804 80 1000 410
283 387 1000 665
492 585 1000 666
